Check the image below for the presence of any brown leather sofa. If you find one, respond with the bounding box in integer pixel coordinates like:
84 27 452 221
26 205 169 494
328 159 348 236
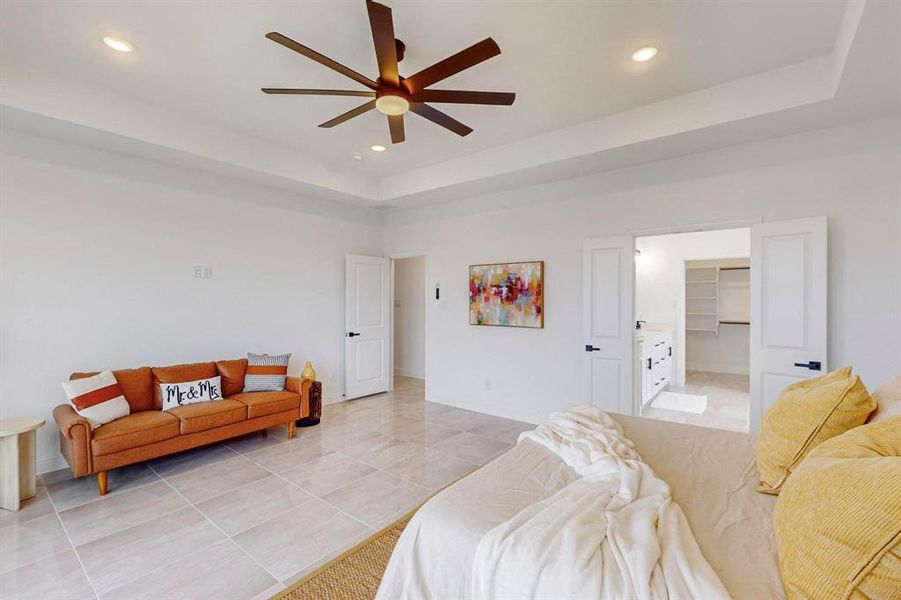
52 359 312 496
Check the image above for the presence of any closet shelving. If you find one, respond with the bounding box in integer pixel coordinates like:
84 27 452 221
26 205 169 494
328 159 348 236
685 264 750 334
686 266 719 332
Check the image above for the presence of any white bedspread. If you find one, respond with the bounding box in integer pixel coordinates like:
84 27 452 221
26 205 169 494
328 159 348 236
377 405 730 600
470 404 730 599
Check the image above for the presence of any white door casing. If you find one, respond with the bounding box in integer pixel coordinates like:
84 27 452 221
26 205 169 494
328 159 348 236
583 237 635 414
345 254 391 400
750 216 828 432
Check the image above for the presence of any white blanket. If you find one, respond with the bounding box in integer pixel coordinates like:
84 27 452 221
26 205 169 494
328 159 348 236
470 404 730 600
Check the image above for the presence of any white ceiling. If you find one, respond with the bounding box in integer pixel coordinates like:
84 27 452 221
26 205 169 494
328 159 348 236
1 0 898 211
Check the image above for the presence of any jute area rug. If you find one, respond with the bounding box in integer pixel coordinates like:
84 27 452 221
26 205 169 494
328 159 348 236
271 511 413 600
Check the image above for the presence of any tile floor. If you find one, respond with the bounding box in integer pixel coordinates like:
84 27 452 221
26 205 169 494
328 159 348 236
0 377 532 600
640 370 750 433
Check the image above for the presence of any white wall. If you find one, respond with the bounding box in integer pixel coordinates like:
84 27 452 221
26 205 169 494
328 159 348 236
385 117 901 426
393 256 426 379
635 229 751 382
0 134 383 473
3 117 899 472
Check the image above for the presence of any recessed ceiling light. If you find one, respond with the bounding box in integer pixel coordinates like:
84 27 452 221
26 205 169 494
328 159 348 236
351 153 363 160
631 46 658 62
103 36 135 53
370 144 387 152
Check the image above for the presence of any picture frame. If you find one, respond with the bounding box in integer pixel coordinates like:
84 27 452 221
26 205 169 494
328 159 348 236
469 260 544 328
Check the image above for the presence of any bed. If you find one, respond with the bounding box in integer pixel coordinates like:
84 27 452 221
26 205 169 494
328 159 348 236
378 413 782 599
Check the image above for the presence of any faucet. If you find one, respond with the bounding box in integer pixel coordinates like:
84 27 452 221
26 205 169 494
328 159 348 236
636 320 647 330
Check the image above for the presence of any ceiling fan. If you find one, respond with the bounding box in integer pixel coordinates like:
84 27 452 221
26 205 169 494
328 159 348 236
261 0 515 144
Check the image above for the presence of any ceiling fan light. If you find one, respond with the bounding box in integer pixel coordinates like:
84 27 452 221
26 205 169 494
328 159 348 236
375 95 410 116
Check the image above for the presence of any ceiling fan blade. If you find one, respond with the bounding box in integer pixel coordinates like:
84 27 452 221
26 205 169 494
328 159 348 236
366 0 399 87
319 100 377 128
266 32 379 90
409 103 473 137
410 90 515 105
261 88 376 97
402 38 501 94
388 114 405 143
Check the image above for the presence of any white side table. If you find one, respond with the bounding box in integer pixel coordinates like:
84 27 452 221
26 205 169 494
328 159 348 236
0 417 45 511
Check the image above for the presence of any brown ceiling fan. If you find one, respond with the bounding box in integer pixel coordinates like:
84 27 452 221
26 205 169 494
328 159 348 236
261 0 515 144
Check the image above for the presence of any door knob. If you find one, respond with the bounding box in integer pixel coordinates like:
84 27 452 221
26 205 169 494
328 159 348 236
347 332 361 337
585 345 601 352
793 361 821 371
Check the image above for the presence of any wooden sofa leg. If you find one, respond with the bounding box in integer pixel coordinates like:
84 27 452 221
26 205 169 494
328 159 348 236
287 421 296 440
96 471 108 496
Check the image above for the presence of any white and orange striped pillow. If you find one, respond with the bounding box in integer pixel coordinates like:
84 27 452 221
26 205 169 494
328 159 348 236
61 370 130 428
243 353 291 392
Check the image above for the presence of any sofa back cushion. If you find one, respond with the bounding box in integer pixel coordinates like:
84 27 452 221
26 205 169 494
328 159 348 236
70 367 153 412
151 362 217 410
216 359 247 397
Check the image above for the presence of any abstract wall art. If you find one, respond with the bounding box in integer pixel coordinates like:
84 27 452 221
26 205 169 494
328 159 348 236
469 261 544 328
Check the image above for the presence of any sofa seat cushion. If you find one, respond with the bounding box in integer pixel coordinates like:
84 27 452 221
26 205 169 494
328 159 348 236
91 410 180 456
229 391 300 418
167 399 247 434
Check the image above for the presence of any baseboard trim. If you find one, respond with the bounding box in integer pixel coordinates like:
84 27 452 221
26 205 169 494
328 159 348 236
394 368 424 379
322 392 344 405
37 454 69 475
687 363 750 376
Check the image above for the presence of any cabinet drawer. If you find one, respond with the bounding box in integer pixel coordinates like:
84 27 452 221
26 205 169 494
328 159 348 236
639 333 671 358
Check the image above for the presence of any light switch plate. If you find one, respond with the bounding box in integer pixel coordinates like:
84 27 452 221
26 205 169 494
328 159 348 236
194 265 212 279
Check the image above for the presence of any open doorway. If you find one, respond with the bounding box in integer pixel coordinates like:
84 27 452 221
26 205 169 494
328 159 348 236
634 228 751 432
392 255 426 396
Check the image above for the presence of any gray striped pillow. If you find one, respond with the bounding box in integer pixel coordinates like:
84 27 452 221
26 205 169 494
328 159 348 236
243 353 291 392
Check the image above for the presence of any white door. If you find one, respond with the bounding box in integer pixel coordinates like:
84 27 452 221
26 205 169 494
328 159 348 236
583 237 635 414
345 254 391 399
750 216 828 432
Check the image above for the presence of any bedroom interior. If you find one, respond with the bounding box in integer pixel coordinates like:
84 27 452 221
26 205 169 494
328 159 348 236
0 1 899 600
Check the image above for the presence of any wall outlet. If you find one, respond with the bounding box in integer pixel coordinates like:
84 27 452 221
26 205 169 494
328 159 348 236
483 378 491 391
193 265 203 278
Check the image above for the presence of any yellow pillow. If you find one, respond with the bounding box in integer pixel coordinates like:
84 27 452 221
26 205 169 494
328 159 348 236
757 369 874 494
773 418 901 599
785 365 852 391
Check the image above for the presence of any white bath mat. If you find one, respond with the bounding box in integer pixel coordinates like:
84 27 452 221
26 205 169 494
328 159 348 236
652 391 708 414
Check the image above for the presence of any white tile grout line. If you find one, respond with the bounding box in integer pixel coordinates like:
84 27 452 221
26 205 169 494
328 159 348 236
199 440 390 583
220 436 470 580
44 487 101 600
143 462 288 591
224 442 378 533
42 465 167 513
16 388 515 596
